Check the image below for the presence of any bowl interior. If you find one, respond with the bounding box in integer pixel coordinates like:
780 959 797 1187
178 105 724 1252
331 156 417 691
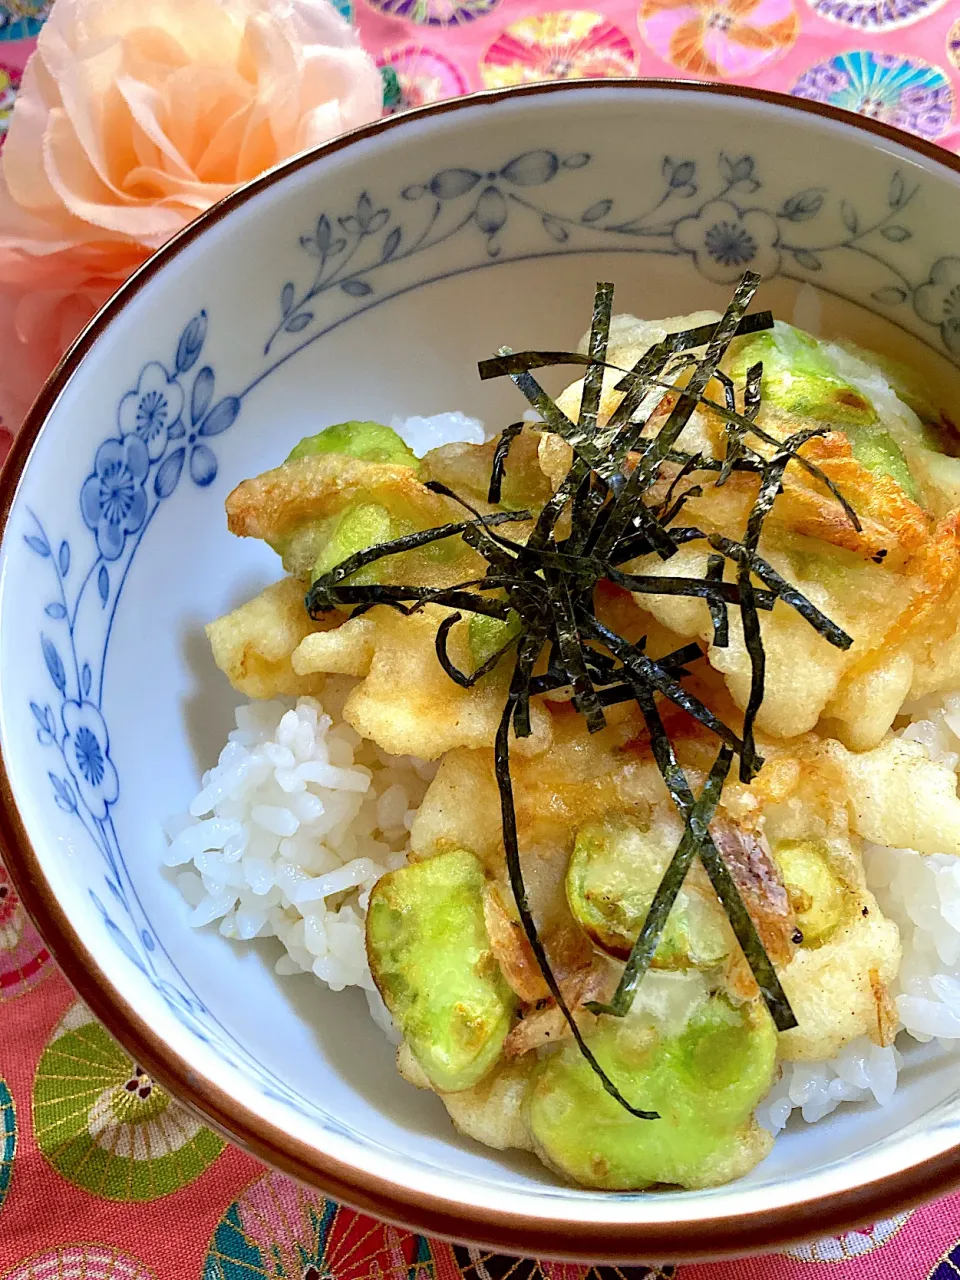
5 84 960 1253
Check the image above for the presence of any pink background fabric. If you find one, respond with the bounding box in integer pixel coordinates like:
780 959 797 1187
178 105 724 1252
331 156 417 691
4 0 960 1274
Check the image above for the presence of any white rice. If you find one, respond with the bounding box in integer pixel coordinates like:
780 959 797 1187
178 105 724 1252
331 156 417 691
166 693 435 1014
757 1037 903 1131
389 410 488 451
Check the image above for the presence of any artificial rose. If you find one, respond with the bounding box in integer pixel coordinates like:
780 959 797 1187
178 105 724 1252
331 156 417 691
0 0 382 434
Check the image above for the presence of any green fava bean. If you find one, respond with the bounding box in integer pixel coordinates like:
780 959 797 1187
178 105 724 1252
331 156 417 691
728 323 875 427
366 849 517 1093
311 503 399 588
727 322 918 499
566 819 729 969
469 610 522 668
287 421 419 470
772 839 851 947
842 423 919 501
529 996 777 1189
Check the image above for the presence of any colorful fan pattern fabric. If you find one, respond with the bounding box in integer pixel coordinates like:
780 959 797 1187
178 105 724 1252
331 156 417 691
3 0 960 1270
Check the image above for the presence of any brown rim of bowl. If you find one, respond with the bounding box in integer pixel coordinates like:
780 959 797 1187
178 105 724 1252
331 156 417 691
3 78 960 1261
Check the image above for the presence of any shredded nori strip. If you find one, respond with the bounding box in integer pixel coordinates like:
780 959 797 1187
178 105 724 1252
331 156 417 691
736 554 766 783
590 272 764 559
590 690 795 1031
476 312 774 381
305 510 530 615
706 554 730 648
488 422 525 505
304 274 860 1114
434 611 520 688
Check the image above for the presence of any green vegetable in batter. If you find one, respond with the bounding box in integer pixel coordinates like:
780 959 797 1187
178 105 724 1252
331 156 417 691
772 839 851 947
728 322 918 499
566 818 730 969
366 849 517 1092
528 995 777 1190
288 421 419 470
311 503 400 588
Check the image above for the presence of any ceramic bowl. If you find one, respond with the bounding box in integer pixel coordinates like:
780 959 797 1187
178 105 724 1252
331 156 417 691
4 81 960 1263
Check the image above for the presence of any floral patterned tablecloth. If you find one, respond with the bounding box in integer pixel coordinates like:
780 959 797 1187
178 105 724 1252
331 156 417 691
5 0 960 1275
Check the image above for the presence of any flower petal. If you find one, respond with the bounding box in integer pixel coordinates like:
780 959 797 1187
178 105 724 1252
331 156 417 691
143 423 168 462
125 484 148 535
61 698 84 737
98 516 126 561
927 240 959 276
474 186 507 236
100 755 120 806
696 253 751 285
121 433 150 481
43 109 186 244
189 442 217 486
138 361 174 395
672 214 704 252
80 474 103 530
114 74 195 183
914 284 940 325
741 208 780 249
94 436 126 473
117 389 141 436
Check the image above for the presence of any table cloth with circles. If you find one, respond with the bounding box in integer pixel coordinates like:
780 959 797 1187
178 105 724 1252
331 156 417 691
2 0 960 1274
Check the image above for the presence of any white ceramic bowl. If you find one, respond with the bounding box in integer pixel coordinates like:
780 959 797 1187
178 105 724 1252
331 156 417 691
4 81 960 1262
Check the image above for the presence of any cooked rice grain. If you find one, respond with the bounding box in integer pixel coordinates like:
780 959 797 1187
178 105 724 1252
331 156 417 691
166 696 434 993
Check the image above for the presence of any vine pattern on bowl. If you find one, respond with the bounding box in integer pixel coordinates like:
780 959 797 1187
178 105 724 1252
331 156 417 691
268 149 960 358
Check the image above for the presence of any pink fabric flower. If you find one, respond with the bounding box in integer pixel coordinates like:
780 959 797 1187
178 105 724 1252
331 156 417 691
0 0 382 436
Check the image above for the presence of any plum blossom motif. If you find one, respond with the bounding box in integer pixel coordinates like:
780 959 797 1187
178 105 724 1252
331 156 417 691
61 699 119 819
673 198 780 283
80 435 149 560
118 362 183 461
914 258 960 356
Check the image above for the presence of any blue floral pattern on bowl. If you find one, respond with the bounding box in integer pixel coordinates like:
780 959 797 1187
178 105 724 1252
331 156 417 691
80 437 150 562
264 149 960 361
17 135 960 1127
118 362 184 461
